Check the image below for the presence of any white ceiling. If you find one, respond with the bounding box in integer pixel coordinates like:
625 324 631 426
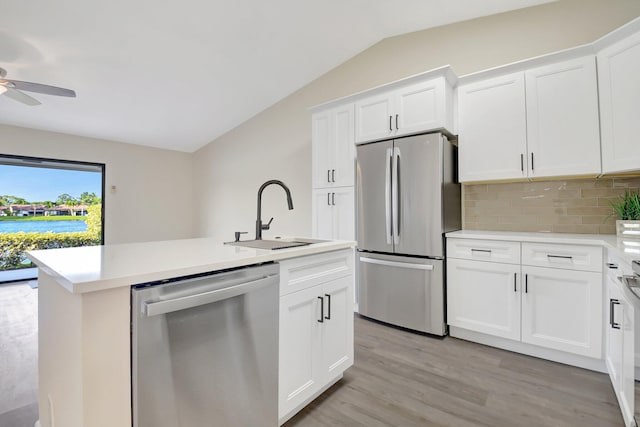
0 0 554 152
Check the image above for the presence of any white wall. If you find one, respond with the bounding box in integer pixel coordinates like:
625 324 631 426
192 0 640 240
0 124 193 244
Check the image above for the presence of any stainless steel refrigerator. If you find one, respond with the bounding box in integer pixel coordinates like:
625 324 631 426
356 132 460 335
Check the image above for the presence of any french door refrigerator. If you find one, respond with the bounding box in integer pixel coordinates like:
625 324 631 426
356 132 460 335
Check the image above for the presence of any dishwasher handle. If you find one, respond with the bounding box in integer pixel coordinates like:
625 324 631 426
143 274 278 317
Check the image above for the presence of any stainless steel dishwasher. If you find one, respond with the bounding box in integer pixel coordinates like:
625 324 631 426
131 262 279 427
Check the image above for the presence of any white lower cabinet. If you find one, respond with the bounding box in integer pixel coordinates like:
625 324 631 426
521 266 602 358
605 274 635 426
447 258 520 341
278 250 354 424
447 237 603 360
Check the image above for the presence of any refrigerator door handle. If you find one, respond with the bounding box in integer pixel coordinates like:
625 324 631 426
385 147 393 245
360 256 434 271
392 146 400 245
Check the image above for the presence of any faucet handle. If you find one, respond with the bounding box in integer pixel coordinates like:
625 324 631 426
234 231 248 242
261 217 274 231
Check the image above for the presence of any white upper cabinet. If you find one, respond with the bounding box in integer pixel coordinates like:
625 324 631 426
458 72 527 182
311 104 355 188
312 187 355 241
598 29 640 174
458 54 602 182
525 56 601 178
354 92 394 143
355 74 455 144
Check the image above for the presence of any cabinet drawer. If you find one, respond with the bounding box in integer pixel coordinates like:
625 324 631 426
522 242 602 272
279 249 353 296
447 238 520 264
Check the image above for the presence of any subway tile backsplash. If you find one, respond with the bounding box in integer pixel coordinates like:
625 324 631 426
463 177 640 234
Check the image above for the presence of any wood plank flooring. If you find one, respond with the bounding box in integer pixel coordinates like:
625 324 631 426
285 315 624 427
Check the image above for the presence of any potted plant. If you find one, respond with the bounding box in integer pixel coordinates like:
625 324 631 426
611 190 640 238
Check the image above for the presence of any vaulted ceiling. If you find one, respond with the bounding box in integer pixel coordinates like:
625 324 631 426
0 0 554 152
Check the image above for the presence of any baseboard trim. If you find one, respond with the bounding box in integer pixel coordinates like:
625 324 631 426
450 326 606 373
278 374 343 426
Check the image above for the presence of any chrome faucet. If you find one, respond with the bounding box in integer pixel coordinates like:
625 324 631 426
256 180 294 240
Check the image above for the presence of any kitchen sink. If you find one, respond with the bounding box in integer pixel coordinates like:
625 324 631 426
226 237 329 250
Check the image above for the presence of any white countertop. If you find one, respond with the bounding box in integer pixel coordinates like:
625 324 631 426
446 230 640 266
27 237 355 294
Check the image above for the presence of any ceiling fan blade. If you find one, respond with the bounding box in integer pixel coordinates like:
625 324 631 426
4 88 42 106
7 80 76 97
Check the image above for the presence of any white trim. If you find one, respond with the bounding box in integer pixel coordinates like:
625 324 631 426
450 326 606 373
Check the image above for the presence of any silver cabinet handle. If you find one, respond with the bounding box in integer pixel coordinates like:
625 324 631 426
389 115 393 132
514 272 517 293
525 274 528 293
332 192 335 206
531 152 534 171
332 169 335 183
317 296 324 323
327 192 330 206
327 169 330 183
360 256 434 271
143 274 277 317
324 293 331 320
547 254 572 260
607 263 618 269
610 298 621 329
395 114 399 130
520 154 524 172
471 248 492 254
385 147 393 245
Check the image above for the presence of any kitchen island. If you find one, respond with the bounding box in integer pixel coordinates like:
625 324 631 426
27 237 355 427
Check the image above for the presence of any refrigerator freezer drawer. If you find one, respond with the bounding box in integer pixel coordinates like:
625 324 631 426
358 252 445 335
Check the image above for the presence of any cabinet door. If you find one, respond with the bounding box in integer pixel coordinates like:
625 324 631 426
331 105 355 187
320 275 354 383
525 56 601 178
620 283 635 426
447 258 521 340
395 79 442 137
332 187 355 241
458 72 528 182
521 266 602 358
606 276 624 404
312 111 333 188
311 189 334 240
598 30 640 174
605 275 635 425
279 286 323 418
355 92 394 143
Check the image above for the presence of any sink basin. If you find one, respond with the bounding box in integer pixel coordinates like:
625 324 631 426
226 237 330 250
226 239 311 250
273 237 330 244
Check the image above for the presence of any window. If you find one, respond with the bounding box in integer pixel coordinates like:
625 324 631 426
0 154 105 283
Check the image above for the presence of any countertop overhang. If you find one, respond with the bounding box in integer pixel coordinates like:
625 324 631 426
27 237 355 294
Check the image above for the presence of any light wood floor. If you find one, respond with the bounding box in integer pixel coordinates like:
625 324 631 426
285 315 624 427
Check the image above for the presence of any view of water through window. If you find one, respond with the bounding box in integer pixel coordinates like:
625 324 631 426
0 156 104 279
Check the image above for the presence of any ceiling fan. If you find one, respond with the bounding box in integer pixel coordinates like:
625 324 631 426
0 67 76 106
